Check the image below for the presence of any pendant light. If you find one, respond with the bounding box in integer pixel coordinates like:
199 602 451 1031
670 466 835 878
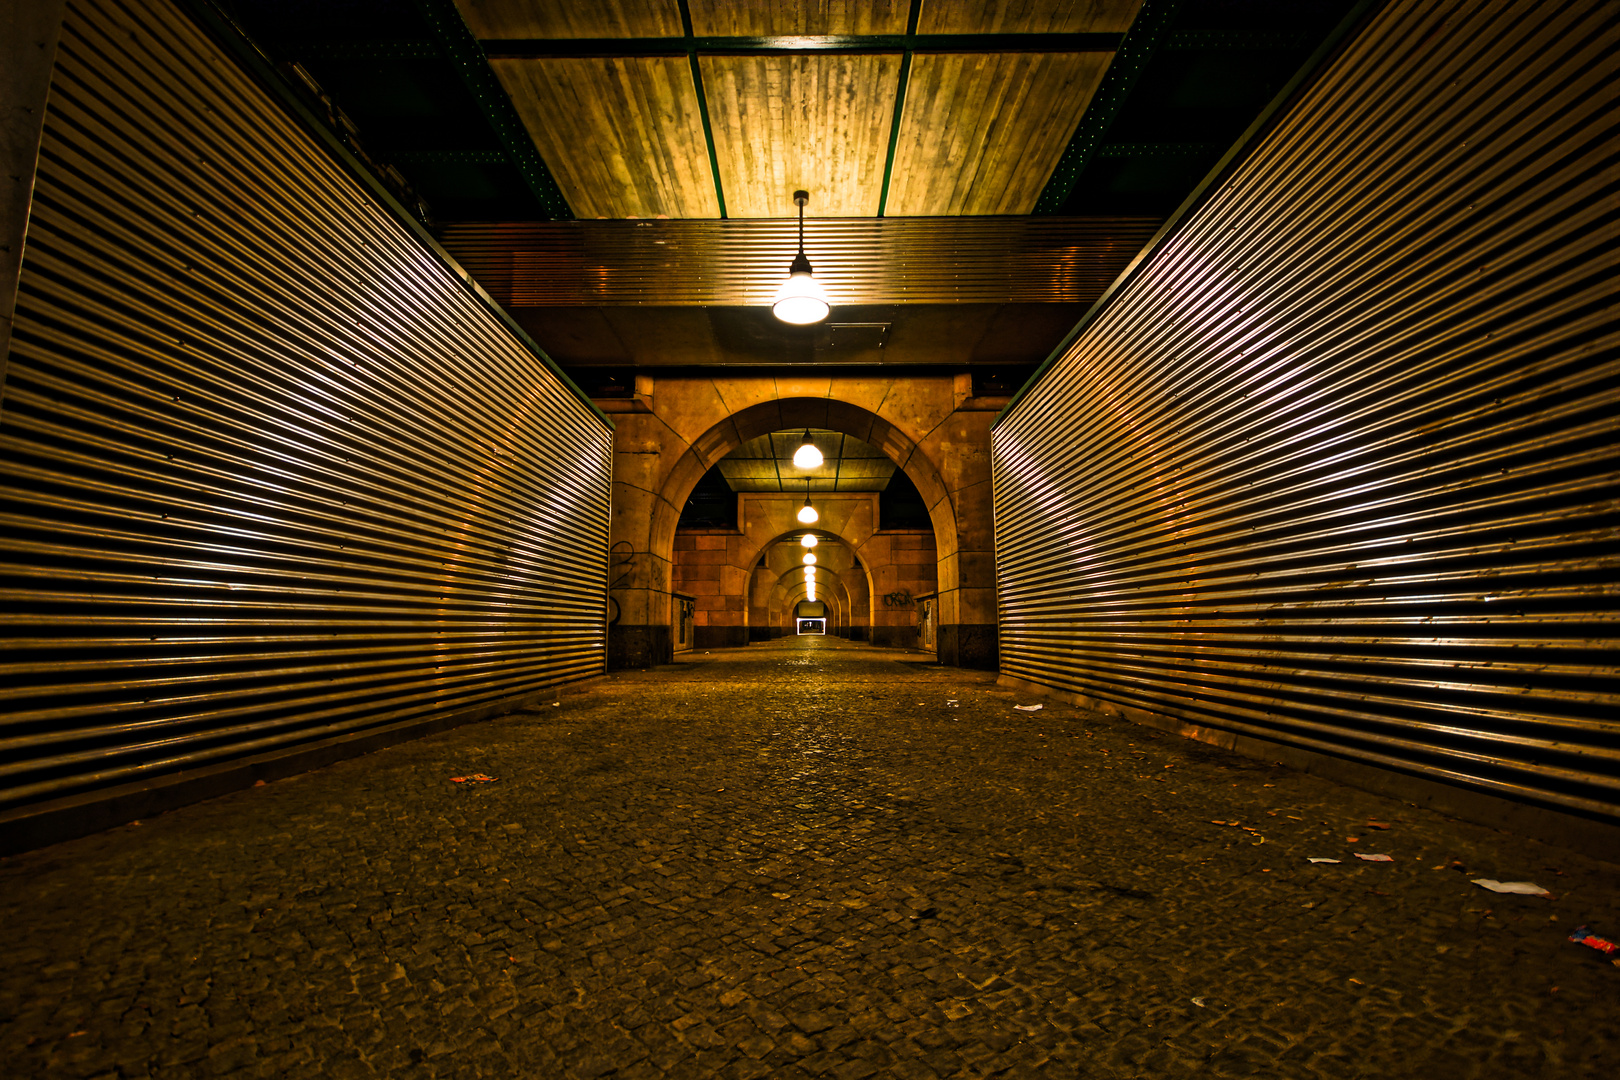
792 429 823 469
796 479 818 524
800 532 818 548
772 190 830 325
803 552 817 566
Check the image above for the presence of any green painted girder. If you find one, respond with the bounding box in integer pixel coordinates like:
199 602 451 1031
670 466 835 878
479 32 1124 59
675 0 728 219
1032 0 1180 215
410 0 573 220
875 0 925 218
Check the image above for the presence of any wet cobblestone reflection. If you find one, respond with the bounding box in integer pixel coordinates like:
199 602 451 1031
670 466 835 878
2 637 1616 1078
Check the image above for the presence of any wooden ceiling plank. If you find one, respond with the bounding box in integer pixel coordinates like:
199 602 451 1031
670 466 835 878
702 53 902 218
454 0 683 39
687 0 910 36
490 56 721 218
885 51 1112 215
919 0 1143 34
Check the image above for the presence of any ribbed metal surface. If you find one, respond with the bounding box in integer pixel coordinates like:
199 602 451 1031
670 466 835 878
993 0 1619 822
0 0 613 810
437 217 1162 306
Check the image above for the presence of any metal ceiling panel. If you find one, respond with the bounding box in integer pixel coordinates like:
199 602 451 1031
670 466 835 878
993 0 1620 823
919 0 1143 34
688 0 910 36
490 56 720 218
701 53 902 217
886 51 1112 215
0 0 613 812
437 216 1161 304
454 0 683 38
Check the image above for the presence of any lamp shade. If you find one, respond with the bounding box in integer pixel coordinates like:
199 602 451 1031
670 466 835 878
800 533 818 548
797 501 818 524
802 552 816 565
792 430 823 468
772 254 829 325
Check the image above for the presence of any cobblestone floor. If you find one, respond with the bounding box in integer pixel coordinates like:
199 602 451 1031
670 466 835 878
3 636 1618 1079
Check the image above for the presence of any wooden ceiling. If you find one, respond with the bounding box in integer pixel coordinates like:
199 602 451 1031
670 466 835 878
456 0 1142 218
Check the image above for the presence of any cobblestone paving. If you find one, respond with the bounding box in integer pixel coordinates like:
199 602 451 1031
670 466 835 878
3 636 1618 1079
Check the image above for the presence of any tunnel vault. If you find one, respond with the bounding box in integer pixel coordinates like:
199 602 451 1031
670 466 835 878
604 385 995 669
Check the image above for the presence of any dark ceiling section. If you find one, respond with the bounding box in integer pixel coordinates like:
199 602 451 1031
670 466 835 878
1046 0 1363 216
218 0 563 221
217 0 1362 227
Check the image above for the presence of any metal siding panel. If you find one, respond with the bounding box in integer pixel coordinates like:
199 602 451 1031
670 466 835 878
993 0 1620 822
0 0 613 808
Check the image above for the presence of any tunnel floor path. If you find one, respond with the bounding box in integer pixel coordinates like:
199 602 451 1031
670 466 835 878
3 636 1617 1078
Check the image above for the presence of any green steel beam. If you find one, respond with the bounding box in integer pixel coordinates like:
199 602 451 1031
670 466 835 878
676 0 728 219
1031 0 1180 215
284 27 1308 64
875 0 924 219
480 32 1123 59
410 0 573 220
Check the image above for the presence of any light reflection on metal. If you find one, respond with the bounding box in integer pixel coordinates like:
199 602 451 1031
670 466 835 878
438 217 1162 306
993 0 1620 823
0 0 613 812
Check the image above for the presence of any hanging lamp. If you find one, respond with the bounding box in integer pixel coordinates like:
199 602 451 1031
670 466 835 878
792 429 823 468
796 479 818 524
772 191 830 325
800 533 818 548
803 553 817 566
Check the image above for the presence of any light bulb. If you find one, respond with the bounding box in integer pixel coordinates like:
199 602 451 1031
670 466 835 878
792 431 823 469
800 533 818 548
802 552 816 565
772 274 829 325
797 502 818 524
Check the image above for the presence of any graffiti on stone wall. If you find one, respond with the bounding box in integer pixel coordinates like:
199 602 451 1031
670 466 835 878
882 590 913 608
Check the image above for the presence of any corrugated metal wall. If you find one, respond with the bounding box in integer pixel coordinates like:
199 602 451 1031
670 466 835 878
993 0 1619 824
0 0 613 812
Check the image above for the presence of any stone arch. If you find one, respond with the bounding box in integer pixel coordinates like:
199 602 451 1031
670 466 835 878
748 526 873 634
651 398 957 570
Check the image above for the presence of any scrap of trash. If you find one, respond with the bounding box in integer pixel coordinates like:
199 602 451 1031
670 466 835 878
1569 926 1620 967
1354 853 1394 862
1471 879 1554 898
450 773 499 784
1307 857 1342 864
1014 704 1043 712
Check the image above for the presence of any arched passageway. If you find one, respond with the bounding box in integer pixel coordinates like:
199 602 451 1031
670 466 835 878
608 391 991 668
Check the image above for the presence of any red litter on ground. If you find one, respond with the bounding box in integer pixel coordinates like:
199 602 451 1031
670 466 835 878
450 773 498 784
1569 926 1620 967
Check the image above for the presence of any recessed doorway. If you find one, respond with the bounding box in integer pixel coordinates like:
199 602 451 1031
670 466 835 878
796 618 826 635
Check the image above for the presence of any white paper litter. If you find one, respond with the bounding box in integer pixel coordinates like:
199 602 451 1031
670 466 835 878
1354 853 1394 862
1307 858 1342 864
1471 878 1553 897
1014 704 1043 712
